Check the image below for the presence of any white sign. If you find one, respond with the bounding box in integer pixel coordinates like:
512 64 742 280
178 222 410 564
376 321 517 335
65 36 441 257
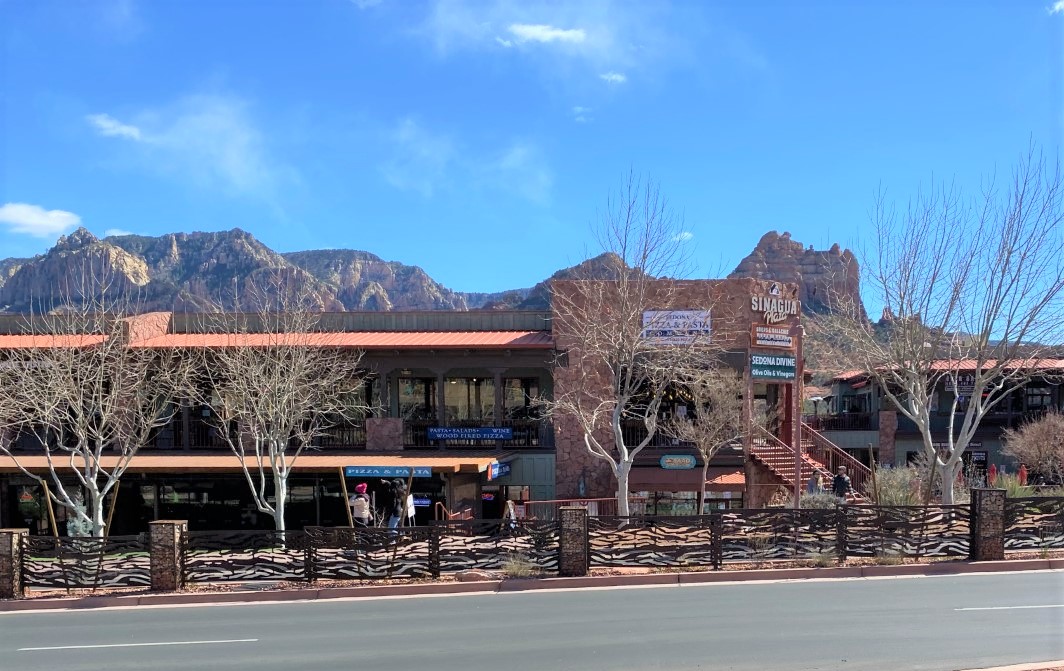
641 310 712 345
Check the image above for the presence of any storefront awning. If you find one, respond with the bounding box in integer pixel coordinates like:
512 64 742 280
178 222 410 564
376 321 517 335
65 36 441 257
0 453 503 475
628 466 745 493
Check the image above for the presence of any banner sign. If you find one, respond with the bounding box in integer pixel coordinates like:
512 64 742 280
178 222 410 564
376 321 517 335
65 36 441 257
344 466 433 478
428 427 513 441
750 352 797 381
751 324 794 350
945 374 976 395
659 454 697 470
640 310 712 345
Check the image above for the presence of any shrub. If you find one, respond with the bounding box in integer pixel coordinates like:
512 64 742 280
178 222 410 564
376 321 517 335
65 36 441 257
501 553 539 578
800 492 841 509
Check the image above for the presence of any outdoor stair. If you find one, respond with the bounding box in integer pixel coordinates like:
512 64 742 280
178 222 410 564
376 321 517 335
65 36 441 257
749 426 871 504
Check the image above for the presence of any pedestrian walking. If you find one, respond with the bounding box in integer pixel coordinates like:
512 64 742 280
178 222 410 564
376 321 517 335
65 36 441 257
387 479 406 531
832 466 853 502
350 482 372 527
807 472 824 494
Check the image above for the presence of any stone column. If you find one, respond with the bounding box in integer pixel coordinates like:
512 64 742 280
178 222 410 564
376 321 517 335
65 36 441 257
969 488 1006 561
150 520 187 592
0 529 28 599
558 506 589 577
878 410 898 466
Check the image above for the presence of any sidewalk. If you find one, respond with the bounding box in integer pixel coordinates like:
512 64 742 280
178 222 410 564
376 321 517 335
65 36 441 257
2 557 1061 613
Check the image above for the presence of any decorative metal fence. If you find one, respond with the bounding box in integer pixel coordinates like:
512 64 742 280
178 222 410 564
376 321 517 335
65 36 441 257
304 527 437 580
841 505 970 558
1004 496 1064 551
721 509 838 561
21 534 151 589
589 516 718 568
184 531 309 583
433 520 558 573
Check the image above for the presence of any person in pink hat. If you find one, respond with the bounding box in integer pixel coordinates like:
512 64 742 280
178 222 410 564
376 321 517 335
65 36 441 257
350 482 372 527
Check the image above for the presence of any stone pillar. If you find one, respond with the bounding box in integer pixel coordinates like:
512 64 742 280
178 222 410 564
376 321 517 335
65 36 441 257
366 417 404 451
558 506 589 577
150 520 187 592
0 529 28 600
969 488 1006 561
878 411 898 466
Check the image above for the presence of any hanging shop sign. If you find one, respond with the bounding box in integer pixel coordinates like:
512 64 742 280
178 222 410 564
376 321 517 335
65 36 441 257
750 282 800 324
427 427 513 441
640 310 712 345
751 324 795 349
488 461 513 480
750 352 797 381
659 454 697 470
945 374 976 395
343 466 433 478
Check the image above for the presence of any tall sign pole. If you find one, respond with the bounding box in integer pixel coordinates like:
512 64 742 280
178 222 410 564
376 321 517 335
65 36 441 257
792 324 805 508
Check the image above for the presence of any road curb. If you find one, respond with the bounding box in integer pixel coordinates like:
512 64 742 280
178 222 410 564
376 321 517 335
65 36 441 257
2 559 1060 612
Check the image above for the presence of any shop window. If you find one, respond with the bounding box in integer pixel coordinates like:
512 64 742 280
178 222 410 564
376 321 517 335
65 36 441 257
444 377 494 422
399 377 436 420
1025 386 1052 412
503 378 540 419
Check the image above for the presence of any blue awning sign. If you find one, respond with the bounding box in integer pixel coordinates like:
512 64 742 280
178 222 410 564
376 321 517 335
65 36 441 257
343 466 433 478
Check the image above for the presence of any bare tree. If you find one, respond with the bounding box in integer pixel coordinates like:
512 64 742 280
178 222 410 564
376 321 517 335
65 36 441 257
818 146 1064 503
661 366 745 514
187 274 369 532
0 274 187 537
547 174 724 516
1004 411 1064 485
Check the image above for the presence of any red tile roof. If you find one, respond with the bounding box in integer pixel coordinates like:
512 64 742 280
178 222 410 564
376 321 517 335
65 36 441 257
130 331 554 350
0 453 500 474
0 334 107 349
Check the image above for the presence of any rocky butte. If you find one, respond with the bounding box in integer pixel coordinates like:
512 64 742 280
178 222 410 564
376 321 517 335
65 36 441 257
728 231 865 318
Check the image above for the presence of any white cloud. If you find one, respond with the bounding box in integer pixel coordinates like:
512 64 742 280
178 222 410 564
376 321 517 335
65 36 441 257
0 203 82 238
351 0 384 8
674 231 694 242
380 118 551 203
87 113 143 140
572 106 592 123
1051 1 1064 14
485 142 553 203
380 118 456 197
86 95 294 201
495 37 513 48
104 228 134 237
599 71 627 84
507 23 586 44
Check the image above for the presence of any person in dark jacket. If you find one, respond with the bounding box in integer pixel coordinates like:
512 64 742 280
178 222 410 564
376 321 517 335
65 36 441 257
832 466 853 501
386 479 406 530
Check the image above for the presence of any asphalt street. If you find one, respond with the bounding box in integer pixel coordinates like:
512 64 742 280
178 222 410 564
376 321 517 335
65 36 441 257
1 571 1062 671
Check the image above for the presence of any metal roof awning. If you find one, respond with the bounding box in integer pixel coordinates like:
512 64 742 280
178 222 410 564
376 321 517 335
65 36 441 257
0 453 503 475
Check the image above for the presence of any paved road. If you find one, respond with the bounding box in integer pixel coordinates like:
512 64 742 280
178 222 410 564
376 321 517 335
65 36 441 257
2 571 1062 671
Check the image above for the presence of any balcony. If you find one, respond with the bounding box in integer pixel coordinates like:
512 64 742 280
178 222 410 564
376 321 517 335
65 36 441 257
620 420 694 449
402 418 553 449
803 413 878 431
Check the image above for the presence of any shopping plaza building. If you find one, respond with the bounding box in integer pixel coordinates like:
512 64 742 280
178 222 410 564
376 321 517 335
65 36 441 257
0 278 810 533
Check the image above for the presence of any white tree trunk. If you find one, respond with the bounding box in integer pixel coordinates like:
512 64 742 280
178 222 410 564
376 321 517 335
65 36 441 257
939 460 962 504
616 463 631 517
273 477 287 532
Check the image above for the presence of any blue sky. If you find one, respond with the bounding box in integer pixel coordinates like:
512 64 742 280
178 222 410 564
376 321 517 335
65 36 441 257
1 0 1062 294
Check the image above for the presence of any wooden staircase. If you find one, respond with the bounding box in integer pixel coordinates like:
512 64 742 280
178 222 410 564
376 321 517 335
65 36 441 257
749 424 872 503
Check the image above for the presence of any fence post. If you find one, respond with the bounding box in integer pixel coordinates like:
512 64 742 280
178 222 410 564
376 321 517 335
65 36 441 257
0 529 28 599
970 488 1006 561
149 520 187 592
558 506 589 577
428 527 441 579
710 512 722 570
835 506 847 564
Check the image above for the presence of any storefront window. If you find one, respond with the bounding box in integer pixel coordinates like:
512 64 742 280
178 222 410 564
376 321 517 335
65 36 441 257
444 377 494 422
399 377 436 420
1025 386 1052 411
503 378 540 419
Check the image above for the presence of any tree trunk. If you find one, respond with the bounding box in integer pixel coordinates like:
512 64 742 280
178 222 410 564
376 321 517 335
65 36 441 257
87 484 106 537
699 459 710 516
939 460 962 504
616 463 632 517
273 478 287 532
